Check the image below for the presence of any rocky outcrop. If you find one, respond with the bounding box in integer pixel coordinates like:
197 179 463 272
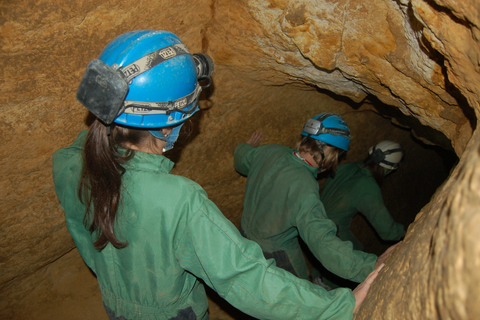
221 0 476 154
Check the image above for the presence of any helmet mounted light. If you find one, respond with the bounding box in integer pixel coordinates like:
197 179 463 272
192 53 214 88
303 118 324 136
302 114 351 137
76 59 129 125
76 40 214 126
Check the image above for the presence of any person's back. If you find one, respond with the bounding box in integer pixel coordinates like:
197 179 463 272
54 131 212 318
321 142 406 251
55 129 376 320
238 143 321 277
321 162 379 250
235 115 380 284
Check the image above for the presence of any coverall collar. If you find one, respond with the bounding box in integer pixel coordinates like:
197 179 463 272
291 150 319 178
122 148 175 174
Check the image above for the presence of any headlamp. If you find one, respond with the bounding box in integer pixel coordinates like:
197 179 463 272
193 53 214 88
76 59 129 125
303 117 351 137
303 118 324 136
76 44 214 125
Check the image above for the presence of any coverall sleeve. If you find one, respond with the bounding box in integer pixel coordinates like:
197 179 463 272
234 142 257 176
357 182 405 241
296 192 378 283
175 195 356 320
52 130 97 273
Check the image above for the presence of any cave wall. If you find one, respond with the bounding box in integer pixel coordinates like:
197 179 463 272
209 0 477 153
1 0 479 319
0 0 211 294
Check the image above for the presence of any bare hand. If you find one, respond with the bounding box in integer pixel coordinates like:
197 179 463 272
247 132 263 147
375 241 402 269
353 263 384 313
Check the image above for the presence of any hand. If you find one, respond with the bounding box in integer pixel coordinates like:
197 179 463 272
353 263 385 313
247 132 263 147
375 241 402 269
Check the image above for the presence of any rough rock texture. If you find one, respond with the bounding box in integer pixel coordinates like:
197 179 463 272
357 132 480 319
211 0 476 153
0 0 478 319
0 0 211 297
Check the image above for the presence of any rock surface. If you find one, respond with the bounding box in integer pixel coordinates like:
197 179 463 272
0 0 478 319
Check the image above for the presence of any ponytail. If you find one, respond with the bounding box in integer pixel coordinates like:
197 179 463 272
79 119 154 249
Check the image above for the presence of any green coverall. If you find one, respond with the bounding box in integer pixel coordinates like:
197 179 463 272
52 131 357 320
321 162 405 251
234 143 377 282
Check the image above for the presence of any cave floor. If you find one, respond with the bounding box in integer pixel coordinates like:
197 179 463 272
9 249 252 320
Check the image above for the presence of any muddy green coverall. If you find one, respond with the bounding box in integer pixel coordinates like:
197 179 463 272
321 162 405 251
234 143 377 282
52 131 357 320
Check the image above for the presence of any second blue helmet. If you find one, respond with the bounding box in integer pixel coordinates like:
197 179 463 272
301 113 351 151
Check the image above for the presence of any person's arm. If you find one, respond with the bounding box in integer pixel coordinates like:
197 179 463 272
357 181 405 241
175 193 356 320
233 132 263 176
353 263 384 313
52 130 97 272
246 131 263 147
296 192 378 283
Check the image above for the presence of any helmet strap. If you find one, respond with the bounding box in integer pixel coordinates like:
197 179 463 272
123 84 202 115
119 44 190 82
315 140 326 168
380 159 399 169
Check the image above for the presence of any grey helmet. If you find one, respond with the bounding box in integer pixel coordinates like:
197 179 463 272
369 140 404 170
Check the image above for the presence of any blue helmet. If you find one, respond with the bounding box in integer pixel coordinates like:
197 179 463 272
101 30 198 128
301 113 351 151
77 30 213 129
